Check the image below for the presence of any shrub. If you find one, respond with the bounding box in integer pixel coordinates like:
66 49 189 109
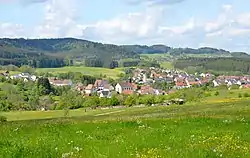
0 116 7 122
205 92 212 97
238 93 242 98
243 93 250 98
124 96 136 107
215 91 219 96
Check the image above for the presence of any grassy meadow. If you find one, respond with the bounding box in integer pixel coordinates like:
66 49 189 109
160 62 174 69
140 54 174 69
2 90 250 158
36 66 125 79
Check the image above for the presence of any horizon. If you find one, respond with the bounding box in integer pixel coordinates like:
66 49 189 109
0 0 250 52
0 37 244 53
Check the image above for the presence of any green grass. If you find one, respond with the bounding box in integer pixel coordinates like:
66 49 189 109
160 61 173 69
2 99 250 157
140 54 174 69
0 70 20 75
36 66 125 79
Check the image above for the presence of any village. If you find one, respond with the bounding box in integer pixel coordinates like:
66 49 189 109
2 67 250 99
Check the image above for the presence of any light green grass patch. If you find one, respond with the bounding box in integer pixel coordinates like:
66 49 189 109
36 66 124 79
160 61 173 69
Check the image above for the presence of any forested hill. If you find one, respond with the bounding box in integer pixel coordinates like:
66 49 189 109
0 38 249 68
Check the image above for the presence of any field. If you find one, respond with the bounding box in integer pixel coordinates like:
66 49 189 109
140 54 174 69
160 62 173 69
2 90 250 158
36 66 125 79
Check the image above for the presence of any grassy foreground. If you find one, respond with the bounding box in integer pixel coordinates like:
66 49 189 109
36 66 125 79
1 100 250 158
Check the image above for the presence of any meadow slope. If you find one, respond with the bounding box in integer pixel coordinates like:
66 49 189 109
1 100 250 158
36 66 124 79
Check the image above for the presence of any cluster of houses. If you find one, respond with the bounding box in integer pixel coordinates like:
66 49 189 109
2 67 250 98
74 80 138 98
0 71 37 82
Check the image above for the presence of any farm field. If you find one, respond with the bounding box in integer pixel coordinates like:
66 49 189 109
36 66 125 79
140 54 174 69
2 98 250 158
160 61 174 69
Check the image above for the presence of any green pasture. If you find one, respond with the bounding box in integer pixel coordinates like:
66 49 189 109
36 66 125 79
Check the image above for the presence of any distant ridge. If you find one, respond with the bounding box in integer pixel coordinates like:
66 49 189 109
0 38 249 68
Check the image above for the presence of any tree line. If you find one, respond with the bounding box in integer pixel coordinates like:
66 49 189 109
174 57 250 74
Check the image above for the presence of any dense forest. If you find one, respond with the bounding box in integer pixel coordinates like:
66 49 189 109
1 38 249 69
174 57 250 74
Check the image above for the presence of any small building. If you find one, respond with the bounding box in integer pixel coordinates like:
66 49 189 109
115 82 134 94
138 85 155 95
85 84 94 95
10 73 37 82
99 90 112 98
49 79 73 86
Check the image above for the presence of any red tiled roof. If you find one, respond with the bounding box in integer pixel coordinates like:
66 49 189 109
119 82 133 88
176 82 187 86
122 90 134 95
200 79 209 83
132 83 138 90
189 81 200 85
242 84 250 88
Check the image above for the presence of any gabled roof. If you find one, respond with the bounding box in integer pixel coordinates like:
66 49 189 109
176 81 187 86
85 84 94 90
94 80 109 87
49 79 72 85
118 82 133 88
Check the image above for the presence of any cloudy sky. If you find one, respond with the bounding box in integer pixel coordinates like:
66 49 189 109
0 0 250 52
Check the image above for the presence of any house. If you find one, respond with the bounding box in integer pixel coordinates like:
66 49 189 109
49 79 73 86
115 82 134 94
213 80 220 87
186 78 200 87
10 73 37 81
212 79 226 87
240 84 250 89
94 80 114 91
99 90 112 98
174 77 189 89
0 71 9 78
85 84 94 95
74 83 85 94
138 85 155 95
94 80 108 90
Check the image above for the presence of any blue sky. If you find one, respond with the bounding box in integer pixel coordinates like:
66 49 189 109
0 0 250 52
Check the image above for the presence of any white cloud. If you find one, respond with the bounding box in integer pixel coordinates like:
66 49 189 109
82 3 250 52
0 23 24 37
126 0 185 6
236 13 250 28
34 0 83 38
1 1 250 52
81 7 166 44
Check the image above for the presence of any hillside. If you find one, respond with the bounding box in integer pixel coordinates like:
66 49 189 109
173 57 250 75
0 38 249 68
